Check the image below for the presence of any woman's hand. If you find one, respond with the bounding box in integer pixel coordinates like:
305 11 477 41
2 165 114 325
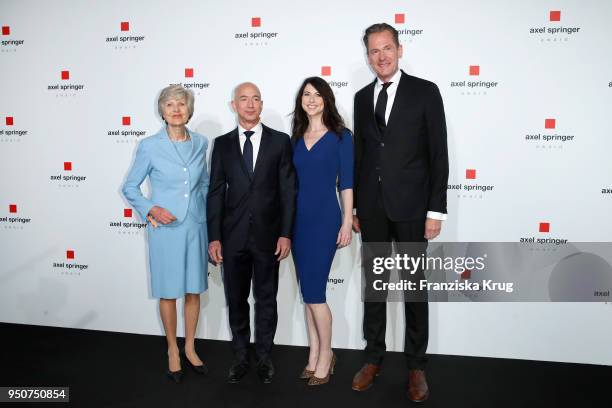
336 220 353 248
148 206 177 225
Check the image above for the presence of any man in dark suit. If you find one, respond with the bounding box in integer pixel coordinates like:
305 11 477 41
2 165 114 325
207 82 296 384
351 24 449 402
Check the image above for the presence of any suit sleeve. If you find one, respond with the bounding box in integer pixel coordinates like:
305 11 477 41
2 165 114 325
425 83 449 214
278 135 297 239
206 138 226 242
353 94 363 212
122 141 155 221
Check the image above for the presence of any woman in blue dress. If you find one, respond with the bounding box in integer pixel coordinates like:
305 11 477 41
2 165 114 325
291 77 354 385
122 85 209 382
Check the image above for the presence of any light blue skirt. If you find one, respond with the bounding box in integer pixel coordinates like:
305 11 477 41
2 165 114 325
147 212 208 299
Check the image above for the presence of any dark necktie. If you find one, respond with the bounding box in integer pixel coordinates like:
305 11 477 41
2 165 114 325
374 82 392 135
243 130 254 177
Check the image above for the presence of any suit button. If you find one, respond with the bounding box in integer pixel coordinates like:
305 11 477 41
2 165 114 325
184 194 188 198
184 181 188 185
380 142 385 147
376 166 380 170
183 168 187 171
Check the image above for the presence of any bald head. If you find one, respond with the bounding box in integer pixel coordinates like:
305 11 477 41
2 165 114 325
231 82 263 129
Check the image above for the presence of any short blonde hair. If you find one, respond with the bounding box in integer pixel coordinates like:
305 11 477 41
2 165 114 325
157 85 195 121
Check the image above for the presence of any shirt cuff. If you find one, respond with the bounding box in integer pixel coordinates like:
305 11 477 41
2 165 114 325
427 211 447 221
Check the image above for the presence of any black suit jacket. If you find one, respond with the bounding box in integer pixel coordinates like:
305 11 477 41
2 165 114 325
207 124 297 251
354 70 449 222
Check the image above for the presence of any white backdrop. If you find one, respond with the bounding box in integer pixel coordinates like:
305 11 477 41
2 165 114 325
1 0 612 366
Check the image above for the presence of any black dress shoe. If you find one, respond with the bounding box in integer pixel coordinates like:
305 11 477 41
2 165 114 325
181 351 209 375
256 358 274 384
166 369 184 383
227 361 249 384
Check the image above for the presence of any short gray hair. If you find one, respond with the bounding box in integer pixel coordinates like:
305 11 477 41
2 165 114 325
157 85 195 120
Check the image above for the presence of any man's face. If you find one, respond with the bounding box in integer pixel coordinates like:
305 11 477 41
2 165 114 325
231 83 263 125
367 30 403 82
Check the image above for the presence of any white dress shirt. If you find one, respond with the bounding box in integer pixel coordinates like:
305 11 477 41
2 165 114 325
238 121 263 172
372 69 447 221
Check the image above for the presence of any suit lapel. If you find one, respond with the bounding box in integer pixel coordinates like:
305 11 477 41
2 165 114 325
364 80 382 141
231 128 253 181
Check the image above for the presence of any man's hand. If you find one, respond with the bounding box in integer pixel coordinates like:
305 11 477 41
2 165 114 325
352 215 361 233
424 218 442 240
208 240 223 264
275 237 291 261
148 206 177 225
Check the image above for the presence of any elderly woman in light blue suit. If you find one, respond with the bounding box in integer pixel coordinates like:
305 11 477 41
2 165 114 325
123 85 209 383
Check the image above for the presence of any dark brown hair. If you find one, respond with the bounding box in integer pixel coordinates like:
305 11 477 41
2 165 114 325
291 77 347 143
362 23 400 50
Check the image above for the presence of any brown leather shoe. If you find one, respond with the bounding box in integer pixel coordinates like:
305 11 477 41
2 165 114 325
351 363 380 391
407 369 429 402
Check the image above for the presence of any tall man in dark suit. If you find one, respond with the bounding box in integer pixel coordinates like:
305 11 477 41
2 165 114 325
207 82 297 384
351 24 449 402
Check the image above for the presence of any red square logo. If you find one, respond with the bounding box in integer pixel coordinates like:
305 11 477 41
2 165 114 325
61 70 70 80
64 161 72 171
1 26 9 36
185 68 194 78
66 250 75 259
395 13 405 24
469 65 480 76
550 11 561 22
122 116 131 126
321 66 331 76
539 222 550 233
120 21 129 31
461 269 471 279
124 208 132 218
6 116 13 126
466 169 476 180
9 204 17 213
251 17 261 27
545 118 556 129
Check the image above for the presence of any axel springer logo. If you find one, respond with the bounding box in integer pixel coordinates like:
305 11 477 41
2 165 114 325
53 249 89 276
106 21 145 49
528 10 581 43
0 203 31 230
47 70 85 97
524 118 575 149
602 185 612 195
1 25 24 53
448 168 494 199
450 65 499 96
169 67 210 95
109 115 146 144
320 65 349 90
0 115 28 143
520 222 568 247
109 207 147 235
50 161 87 188
393 13 424 43
234 16 279 46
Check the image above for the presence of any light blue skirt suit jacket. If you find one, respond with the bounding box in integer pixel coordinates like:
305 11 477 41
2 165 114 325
122 128 209 299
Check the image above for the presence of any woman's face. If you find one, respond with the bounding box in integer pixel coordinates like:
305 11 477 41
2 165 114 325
301 83 324 118
162 97 189 126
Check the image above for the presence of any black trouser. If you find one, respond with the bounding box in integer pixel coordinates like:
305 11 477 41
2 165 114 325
360 188 429 370
222 233 279 363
